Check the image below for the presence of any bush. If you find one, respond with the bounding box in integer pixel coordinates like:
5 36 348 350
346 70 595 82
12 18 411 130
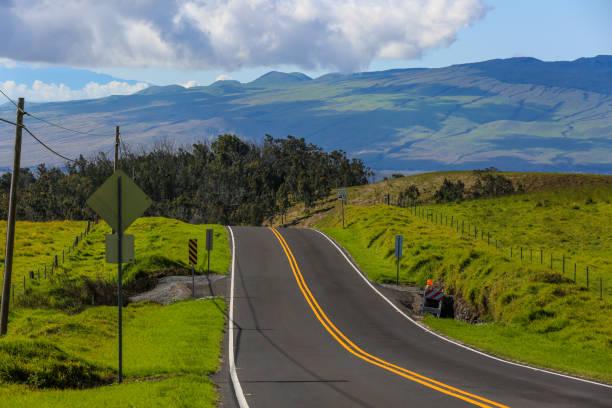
0 340 114 389
398 184 420 206
434 179 465 203
471 170 515 198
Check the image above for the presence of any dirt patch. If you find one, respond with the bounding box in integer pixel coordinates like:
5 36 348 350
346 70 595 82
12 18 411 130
130 274 226 305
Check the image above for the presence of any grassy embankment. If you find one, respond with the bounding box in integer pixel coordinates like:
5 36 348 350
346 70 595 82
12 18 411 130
0 217 230 407
0 217 230 309
316 172 612 383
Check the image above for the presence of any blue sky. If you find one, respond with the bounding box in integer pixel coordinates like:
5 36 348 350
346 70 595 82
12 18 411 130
99 0 612 86
1 0 610 101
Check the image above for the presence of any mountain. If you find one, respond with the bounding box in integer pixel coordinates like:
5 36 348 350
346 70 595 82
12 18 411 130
1 56 611 173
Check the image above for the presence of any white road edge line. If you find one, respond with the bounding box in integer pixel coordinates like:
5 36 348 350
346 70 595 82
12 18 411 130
227 226 250 408
312 228 612 389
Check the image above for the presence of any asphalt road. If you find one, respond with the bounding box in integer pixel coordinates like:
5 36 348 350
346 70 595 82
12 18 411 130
219 226 611 407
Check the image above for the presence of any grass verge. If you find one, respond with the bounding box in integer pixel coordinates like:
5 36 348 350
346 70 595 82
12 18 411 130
0 299 225 407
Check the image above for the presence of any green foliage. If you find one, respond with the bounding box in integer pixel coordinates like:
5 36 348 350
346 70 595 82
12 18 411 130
398 184 420 206
434 178 465 203
0 135 370 225
470 169 516 198
0 340 113 389
0 300 225 406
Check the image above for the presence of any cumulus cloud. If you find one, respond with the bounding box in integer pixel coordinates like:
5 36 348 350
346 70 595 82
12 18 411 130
215 74 233 81
0 80 148 102
182 80 200 88
0 0 487 72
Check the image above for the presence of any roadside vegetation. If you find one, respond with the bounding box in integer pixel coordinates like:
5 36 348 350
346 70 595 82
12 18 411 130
0 134 370 225
0 217 231 406
0 300 225 407
1 217 229 311
315 172 612 382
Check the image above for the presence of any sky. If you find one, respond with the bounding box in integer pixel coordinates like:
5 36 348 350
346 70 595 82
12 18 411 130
0 0 611 101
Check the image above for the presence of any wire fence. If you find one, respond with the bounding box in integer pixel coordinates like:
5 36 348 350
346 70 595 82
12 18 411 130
1 218 99 308
380 194 609 300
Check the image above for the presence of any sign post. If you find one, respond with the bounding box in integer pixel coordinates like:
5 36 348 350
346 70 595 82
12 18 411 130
395 235 403 286
338 188 347 229
86 170 151 384
189 239 198 297
205 229 213 275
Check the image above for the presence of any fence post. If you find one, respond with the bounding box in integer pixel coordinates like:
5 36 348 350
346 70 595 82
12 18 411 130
540 249 543 264
474 226 477 239
562 255 565 274
520 247 523 260
586 266 589 289
550 254 553 269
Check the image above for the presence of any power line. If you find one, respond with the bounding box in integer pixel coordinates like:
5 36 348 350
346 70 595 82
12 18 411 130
0 117 19 127
22 125 78 163
0 89 21 111
25 111 113 137
0 88 113 137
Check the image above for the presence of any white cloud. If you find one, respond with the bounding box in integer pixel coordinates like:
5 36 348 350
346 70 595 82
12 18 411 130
215 74 232 81
0 0 487 72
182 80 200 88
0 58 17 68
0 80 148 102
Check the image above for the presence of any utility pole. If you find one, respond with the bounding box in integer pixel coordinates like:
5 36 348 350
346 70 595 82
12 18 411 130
114 126 120 171
1 98 25 336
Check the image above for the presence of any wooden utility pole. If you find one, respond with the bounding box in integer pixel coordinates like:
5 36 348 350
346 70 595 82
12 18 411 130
0 98 25 336
114 126 120 171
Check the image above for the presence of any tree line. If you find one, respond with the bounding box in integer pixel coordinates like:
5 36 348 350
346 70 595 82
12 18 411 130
0 134 371 225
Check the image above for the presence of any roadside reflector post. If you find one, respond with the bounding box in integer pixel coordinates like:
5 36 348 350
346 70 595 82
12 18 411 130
338 188 347 229
206 229 213 275
189 239 198 297
395 235 403 286
422 280 444 318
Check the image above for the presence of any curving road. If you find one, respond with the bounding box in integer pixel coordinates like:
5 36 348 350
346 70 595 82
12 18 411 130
218 226 611 407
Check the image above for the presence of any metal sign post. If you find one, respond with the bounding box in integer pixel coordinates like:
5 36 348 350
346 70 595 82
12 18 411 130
116 176 123 383
206 229 213 275
338 188 347 229
86 170 151 384
189 239 198 297
395 235 403 286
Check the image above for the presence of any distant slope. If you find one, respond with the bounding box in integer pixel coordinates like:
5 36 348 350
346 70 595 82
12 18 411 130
1 56 611 172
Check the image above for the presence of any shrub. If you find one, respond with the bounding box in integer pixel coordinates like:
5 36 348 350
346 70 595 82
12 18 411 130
434 179 465 203
0 340 114 389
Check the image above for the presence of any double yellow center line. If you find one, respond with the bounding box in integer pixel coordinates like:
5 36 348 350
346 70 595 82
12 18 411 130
270 227 509 408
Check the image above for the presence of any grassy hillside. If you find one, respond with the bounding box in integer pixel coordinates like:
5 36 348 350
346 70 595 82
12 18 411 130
314 173 612 382
0 300 225 407
0 217 230 310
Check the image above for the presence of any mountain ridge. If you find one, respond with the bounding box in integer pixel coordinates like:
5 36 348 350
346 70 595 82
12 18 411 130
1 56 610 173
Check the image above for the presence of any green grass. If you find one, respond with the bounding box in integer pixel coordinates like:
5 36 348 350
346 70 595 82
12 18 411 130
427 188 612 290
1 217 230 309
316 203 612 382
0 220 88 286
424 317 611 382
0 300 225 407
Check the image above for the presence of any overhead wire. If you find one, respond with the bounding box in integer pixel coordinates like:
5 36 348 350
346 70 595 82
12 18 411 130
0 87 113 137
22 125 78 163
